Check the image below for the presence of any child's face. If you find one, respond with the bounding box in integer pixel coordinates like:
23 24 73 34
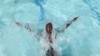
46 23 52 33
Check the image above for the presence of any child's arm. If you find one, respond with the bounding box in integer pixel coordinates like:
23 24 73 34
55 17 78 33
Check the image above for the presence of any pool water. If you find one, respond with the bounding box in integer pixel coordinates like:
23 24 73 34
0 0 100 56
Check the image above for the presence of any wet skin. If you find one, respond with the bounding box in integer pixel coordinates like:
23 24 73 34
46 23 53 43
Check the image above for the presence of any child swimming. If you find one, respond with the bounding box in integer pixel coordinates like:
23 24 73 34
15 17 78 56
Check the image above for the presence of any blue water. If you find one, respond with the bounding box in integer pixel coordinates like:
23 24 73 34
0 0 100 56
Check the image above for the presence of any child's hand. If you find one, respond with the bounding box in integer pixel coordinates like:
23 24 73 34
15 22 21 26
72 16 78 22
